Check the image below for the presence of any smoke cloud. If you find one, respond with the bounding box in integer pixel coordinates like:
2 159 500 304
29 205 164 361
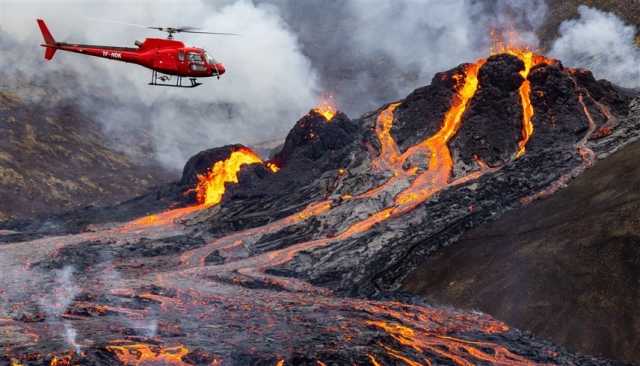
549 5 640 88
268 0 548 114
1 0 319 169
2 1 636 171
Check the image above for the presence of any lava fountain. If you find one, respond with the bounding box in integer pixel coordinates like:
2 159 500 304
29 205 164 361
195 147 277 207
313 97 338 122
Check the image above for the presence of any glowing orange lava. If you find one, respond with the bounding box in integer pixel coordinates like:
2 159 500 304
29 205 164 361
505 50 552 158
313 98 337 121
491 32 555 158
367 320 536 366
49 356 71 366
107 343 190 366
195 147 264 206
266 162 281 173
395 62 484 206
122 205 204 230
375 103 402 169
368 354 382 366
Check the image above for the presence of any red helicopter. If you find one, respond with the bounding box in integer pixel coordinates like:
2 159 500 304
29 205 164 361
37 19 237 88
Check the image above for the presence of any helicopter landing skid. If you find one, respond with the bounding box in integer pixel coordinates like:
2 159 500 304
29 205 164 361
149 70 202 88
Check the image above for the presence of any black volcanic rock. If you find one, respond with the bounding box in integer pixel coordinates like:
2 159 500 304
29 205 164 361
527 63 592 151
452 54 527 170
212 110 362 225
570 68 631 117
402 138 640 363
2 52 639 366
391 66 463 151
273 109 356 166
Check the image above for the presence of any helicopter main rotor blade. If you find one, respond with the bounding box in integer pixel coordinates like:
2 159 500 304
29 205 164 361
176 26 201 32
86 18 240 37
180 30 240 36
87 17 151 29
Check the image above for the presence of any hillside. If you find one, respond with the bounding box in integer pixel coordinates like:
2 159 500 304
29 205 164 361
0 88 174 221
403 130 640 363
1 51 639 365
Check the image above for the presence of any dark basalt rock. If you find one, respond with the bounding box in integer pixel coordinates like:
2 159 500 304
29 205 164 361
273 110 355 166
3 52 639 366
204 249 225 265
527 63 591 151
33 235 206 271
570 68 631 117
391 65 464 151
249 217 323 255
203 110 363 234
0 181 186 235
452 54 527 171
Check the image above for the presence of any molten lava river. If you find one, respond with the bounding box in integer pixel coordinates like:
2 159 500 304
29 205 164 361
0 48 625 365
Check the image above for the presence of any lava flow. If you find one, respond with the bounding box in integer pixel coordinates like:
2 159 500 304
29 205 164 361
491 32 556 158
107 342 191 366
2 29 635 366
123 147 279 231
396 62 484 206
195 147 266 206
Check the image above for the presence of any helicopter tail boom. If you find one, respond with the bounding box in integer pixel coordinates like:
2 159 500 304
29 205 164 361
37 19 57 60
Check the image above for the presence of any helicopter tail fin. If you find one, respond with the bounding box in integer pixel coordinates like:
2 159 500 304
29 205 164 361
37 19 57 60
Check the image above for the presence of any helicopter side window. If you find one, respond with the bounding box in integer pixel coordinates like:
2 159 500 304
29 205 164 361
178 50 185 62
188 52 204 64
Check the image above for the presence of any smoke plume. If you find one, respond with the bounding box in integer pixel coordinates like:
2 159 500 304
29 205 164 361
1 0 319 169
549 5 640 88
267 0 548 114
1 1 637 171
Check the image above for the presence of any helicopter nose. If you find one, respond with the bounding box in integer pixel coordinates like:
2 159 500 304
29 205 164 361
213 63 226 76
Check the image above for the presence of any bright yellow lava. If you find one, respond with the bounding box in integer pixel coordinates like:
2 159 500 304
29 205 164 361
195 148 264 206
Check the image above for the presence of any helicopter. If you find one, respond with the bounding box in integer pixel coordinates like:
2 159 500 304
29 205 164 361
37 19 237 88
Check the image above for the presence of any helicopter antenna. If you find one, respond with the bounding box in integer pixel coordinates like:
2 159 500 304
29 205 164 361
87 18 239 39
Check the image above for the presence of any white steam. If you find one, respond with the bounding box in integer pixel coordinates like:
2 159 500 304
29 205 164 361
64 320 81 354
270 0 549 113
1 1 637 171
38 266 80 318
38 266 83 353
549 6 640 88
0 0 319 169
345 0 548 76
131 316 159 338
94 257 159 338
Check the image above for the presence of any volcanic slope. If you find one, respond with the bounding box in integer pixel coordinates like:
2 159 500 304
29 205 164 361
402 125 640 363
0 84 173 221
1 52 639 365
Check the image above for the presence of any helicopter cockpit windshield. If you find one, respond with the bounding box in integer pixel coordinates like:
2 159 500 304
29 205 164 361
204 51 216 65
